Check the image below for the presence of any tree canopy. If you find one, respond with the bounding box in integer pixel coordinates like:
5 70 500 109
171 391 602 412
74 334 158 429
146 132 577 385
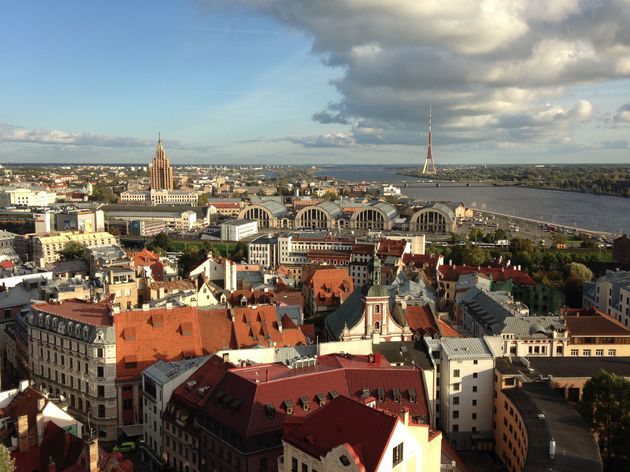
59 242 88 261
580 370 630 470
0 444 15 472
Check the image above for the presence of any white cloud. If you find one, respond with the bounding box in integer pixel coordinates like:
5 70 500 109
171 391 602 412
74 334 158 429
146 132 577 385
0 123 153 148
215 0 630 153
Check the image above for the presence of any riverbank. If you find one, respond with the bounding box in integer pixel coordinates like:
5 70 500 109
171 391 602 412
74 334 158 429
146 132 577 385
396 170 629 198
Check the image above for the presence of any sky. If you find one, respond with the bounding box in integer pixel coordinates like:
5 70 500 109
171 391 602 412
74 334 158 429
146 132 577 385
1 0 630 165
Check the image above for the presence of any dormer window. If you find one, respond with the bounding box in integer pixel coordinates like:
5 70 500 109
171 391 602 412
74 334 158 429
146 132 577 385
283 399 294 415
377 387 385 403
315 393 326 407
300 396 310 412
408 387 417 404
264 403 276 419
393 387 401 403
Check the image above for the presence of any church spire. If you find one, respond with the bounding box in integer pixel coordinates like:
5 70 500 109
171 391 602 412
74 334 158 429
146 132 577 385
370 243 381 286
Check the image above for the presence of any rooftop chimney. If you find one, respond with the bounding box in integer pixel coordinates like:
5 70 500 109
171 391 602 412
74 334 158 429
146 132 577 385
17 414 29 452
86 438 99 472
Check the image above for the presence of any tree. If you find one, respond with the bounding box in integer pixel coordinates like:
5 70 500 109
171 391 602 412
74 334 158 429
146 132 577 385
462 244 487 267
148 232 173 253
494 228 508 241
469 228 484 242
59 242 88 261
580 370 630 470
0 444 15 472
197 192 212 207
565 262 593 307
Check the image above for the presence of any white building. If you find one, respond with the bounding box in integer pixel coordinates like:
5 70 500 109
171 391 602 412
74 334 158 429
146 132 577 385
583 270 630 328
424 336 501 451
247 235 278 267
0 187 57 207
120 189 199 206
220 219 258 242
141 357 209 470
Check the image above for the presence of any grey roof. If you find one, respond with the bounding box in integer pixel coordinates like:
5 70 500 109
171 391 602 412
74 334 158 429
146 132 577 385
143 356 210 384
46 259 90 274
371 201 398 219
527 356 630 378
373 341 434 369
459 287 553 337
316 201 343 218
256 200 288 217
0 283 40 309
275 305 303 326
596 270 630 310
440 337 494 360
504 383 602 471
325 287 364 341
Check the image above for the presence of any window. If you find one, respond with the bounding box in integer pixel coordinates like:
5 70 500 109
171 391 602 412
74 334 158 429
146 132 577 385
473 360 478 365
452 396 459 405
473 373 478 379
472 413 477 420
291 458 298 472
596 349 604 356
453 383 460 391
608 349 616 356
571 349 579 356
583 349 591 356
97 366 104 378
452 424 459 432
97 386 105 398
453 369 460 378
472 399 477 406
472 386 477 393
452 410 459 419
96 348 104 358
392 443 404 466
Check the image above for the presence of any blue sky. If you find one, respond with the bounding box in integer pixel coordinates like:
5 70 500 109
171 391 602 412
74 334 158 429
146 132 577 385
1 1 630 164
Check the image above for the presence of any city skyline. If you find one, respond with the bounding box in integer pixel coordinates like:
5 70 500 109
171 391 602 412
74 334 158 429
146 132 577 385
2 1 630 165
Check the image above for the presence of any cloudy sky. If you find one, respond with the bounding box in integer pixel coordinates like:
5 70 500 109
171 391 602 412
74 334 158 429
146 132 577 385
1 0 630 164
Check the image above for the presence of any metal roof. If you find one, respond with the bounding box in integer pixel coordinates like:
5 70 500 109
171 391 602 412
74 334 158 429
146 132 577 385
440 337 494 360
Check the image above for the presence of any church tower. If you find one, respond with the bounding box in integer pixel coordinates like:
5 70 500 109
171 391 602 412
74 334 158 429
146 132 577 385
150 134 174 191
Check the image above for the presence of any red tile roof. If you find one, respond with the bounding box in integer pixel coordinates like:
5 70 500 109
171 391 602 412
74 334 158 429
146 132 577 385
283 396 398 471
563 308 630 337
115 306 203 380
171 356 231 410
377 239 407 257
32 299 113 327
199 353 429 437
405 305 439 336
438 265 536 285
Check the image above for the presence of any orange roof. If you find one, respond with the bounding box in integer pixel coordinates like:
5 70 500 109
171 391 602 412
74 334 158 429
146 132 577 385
130 248 159 266
231 305 306 348
198 308 237 353
437 319 464 338
304 267 354 307
115 306 203 380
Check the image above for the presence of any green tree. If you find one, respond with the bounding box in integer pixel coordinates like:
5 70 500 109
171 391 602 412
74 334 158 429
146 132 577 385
580 370 630 470
321 191 338 201
462 244 487 267
0 444 15 472
494 228 508 241
469 228 484 242
565 262 593 308
59 242 88 261
148 232 173 253
510 237 534 254
197 192 212 206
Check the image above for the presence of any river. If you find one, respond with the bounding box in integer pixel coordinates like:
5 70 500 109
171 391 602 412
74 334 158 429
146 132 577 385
315 165 630 234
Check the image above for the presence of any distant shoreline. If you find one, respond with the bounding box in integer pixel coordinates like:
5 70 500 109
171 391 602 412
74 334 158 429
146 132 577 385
396 170 629 199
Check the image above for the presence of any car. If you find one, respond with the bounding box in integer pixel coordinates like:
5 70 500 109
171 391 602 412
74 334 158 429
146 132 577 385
113 441 136 453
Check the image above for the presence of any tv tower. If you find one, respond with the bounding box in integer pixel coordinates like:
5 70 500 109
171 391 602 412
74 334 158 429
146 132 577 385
421 108 437 174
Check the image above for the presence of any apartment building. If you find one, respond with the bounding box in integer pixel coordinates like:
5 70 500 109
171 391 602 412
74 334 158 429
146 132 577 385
0 187 56 207
26 299 119 441
425 336 501 451
15 231 118 268
583 270 630 327
141 357 209 470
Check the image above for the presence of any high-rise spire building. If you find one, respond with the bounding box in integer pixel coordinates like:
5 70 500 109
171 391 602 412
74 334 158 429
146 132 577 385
150 134 174 191
421 108 437 175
